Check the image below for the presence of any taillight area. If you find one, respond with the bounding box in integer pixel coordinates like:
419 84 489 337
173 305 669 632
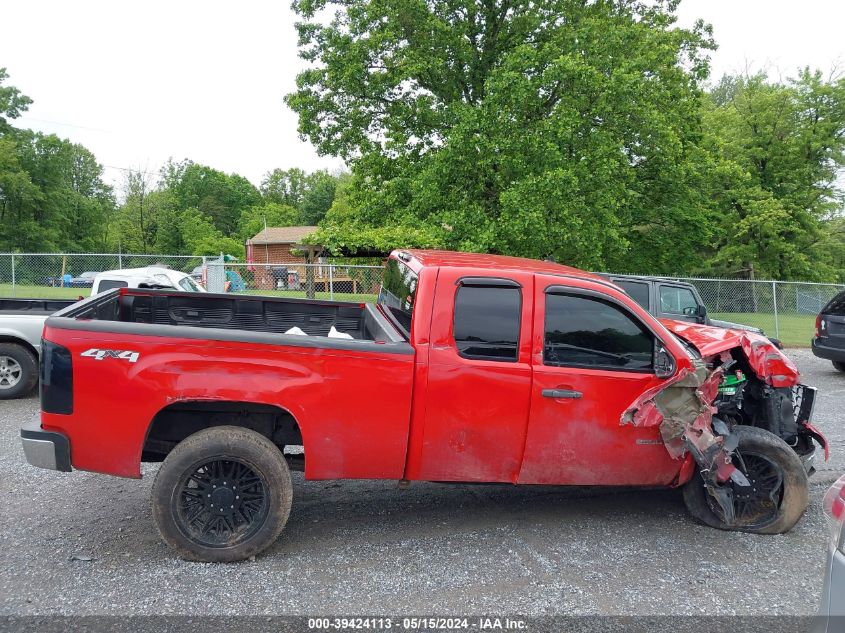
40 339 73 414
823 475 845 552
815 313 822 338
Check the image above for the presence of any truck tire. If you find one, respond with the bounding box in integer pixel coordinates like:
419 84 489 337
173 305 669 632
833 361 845 373
0 343 38 400
682 425 808 534
151 426 293 562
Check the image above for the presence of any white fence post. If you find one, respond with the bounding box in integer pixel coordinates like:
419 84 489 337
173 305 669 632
772 280 779 339
10 254 15 298
206 258 226 293
329 264 334 300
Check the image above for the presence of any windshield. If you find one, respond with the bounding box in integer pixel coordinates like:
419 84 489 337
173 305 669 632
378 258 418 337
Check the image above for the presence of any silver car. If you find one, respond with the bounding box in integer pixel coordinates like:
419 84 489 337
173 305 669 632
816 474 845 632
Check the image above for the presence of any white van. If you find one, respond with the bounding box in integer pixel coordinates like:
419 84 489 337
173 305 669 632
91 266 206 295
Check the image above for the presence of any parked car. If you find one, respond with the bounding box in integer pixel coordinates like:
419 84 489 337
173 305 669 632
21 249 826 562
0 269 203 400
814 474 845 632
92 266 206 294
70 271 99 288
812 290 845 373
0 298 77 398
606 274 783 348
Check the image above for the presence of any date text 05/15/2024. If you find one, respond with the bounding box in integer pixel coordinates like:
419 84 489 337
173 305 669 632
307 617 527 630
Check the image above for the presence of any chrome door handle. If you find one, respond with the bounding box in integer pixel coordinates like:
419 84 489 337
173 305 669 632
542 389 582 399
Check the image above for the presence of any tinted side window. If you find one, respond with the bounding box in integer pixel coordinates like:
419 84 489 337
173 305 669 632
616 280 650 309
544 293 653 370
96 280 128 292
453 285 520 361
659 285 698 315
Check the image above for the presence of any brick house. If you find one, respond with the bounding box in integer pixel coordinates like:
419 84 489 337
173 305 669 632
246 226 318 265
246 226 320 291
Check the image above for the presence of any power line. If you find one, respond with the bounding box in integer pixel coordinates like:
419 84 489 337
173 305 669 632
102 164 160 175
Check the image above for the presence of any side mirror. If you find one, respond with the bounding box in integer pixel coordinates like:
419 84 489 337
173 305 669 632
654 345 676 379
696 304 707 322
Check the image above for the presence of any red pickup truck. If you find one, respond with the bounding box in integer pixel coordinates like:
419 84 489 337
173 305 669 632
21 250 827 562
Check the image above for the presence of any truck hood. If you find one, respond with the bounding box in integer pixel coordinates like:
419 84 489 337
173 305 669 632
659 318 799 388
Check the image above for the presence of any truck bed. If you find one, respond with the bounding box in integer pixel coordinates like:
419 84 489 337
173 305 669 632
53 288 406 344
0 298 76 315
41 287 416 481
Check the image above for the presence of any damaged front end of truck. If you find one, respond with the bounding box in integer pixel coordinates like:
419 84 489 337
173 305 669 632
623 321 828 533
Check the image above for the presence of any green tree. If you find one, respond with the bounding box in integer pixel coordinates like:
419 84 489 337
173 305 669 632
260 168 308 207
3 129 114 251
300 169 338 224
110 168 158 253
238 201 301 241
0 137 42 247
178 207 245 258
161 159 261 236
287 0 717 267
0 68 32 132
701 70 845 280
0 71 115 252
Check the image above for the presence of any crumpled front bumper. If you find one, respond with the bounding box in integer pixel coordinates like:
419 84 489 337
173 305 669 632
20 416 72 472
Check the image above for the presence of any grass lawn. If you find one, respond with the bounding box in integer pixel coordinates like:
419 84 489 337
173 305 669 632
0 284 89 299
710 312 815 348
239 289 378 303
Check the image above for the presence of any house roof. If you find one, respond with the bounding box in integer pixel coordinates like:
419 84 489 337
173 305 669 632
248 226 318 245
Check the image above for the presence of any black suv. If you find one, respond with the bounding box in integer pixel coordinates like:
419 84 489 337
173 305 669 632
606 275 783 348
812 290 845 372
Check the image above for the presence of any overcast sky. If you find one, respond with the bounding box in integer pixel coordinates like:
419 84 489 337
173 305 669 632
1 0 843 191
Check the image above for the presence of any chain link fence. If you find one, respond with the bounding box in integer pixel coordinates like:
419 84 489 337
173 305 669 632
2 253 843 346
0 253 383 303
203 262 383 301
0 253 205 299
638 276 845 347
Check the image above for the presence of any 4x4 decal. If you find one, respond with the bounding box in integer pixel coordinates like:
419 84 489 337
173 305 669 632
80 348 140 363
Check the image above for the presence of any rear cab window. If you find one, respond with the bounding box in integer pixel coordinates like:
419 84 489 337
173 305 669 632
378 258 419 338
453 280 521 361
615 280 650 310
96 279 128 293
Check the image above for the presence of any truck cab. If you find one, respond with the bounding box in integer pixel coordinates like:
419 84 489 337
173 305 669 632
387 251 691 486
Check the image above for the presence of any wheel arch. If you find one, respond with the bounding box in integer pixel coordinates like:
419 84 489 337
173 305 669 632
142 400 304 464
0 335 39 359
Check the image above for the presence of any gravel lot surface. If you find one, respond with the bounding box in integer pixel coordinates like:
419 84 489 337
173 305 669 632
0 349 842 616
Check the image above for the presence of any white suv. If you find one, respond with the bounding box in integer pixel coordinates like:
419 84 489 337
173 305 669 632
91 266 206 294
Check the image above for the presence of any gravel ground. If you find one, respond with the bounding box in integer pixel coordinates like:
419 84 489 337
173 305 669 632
0 348 842 617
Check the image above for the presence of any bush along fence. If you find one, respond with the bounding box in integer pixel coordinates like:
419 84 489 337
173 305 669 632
1 253 842 347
